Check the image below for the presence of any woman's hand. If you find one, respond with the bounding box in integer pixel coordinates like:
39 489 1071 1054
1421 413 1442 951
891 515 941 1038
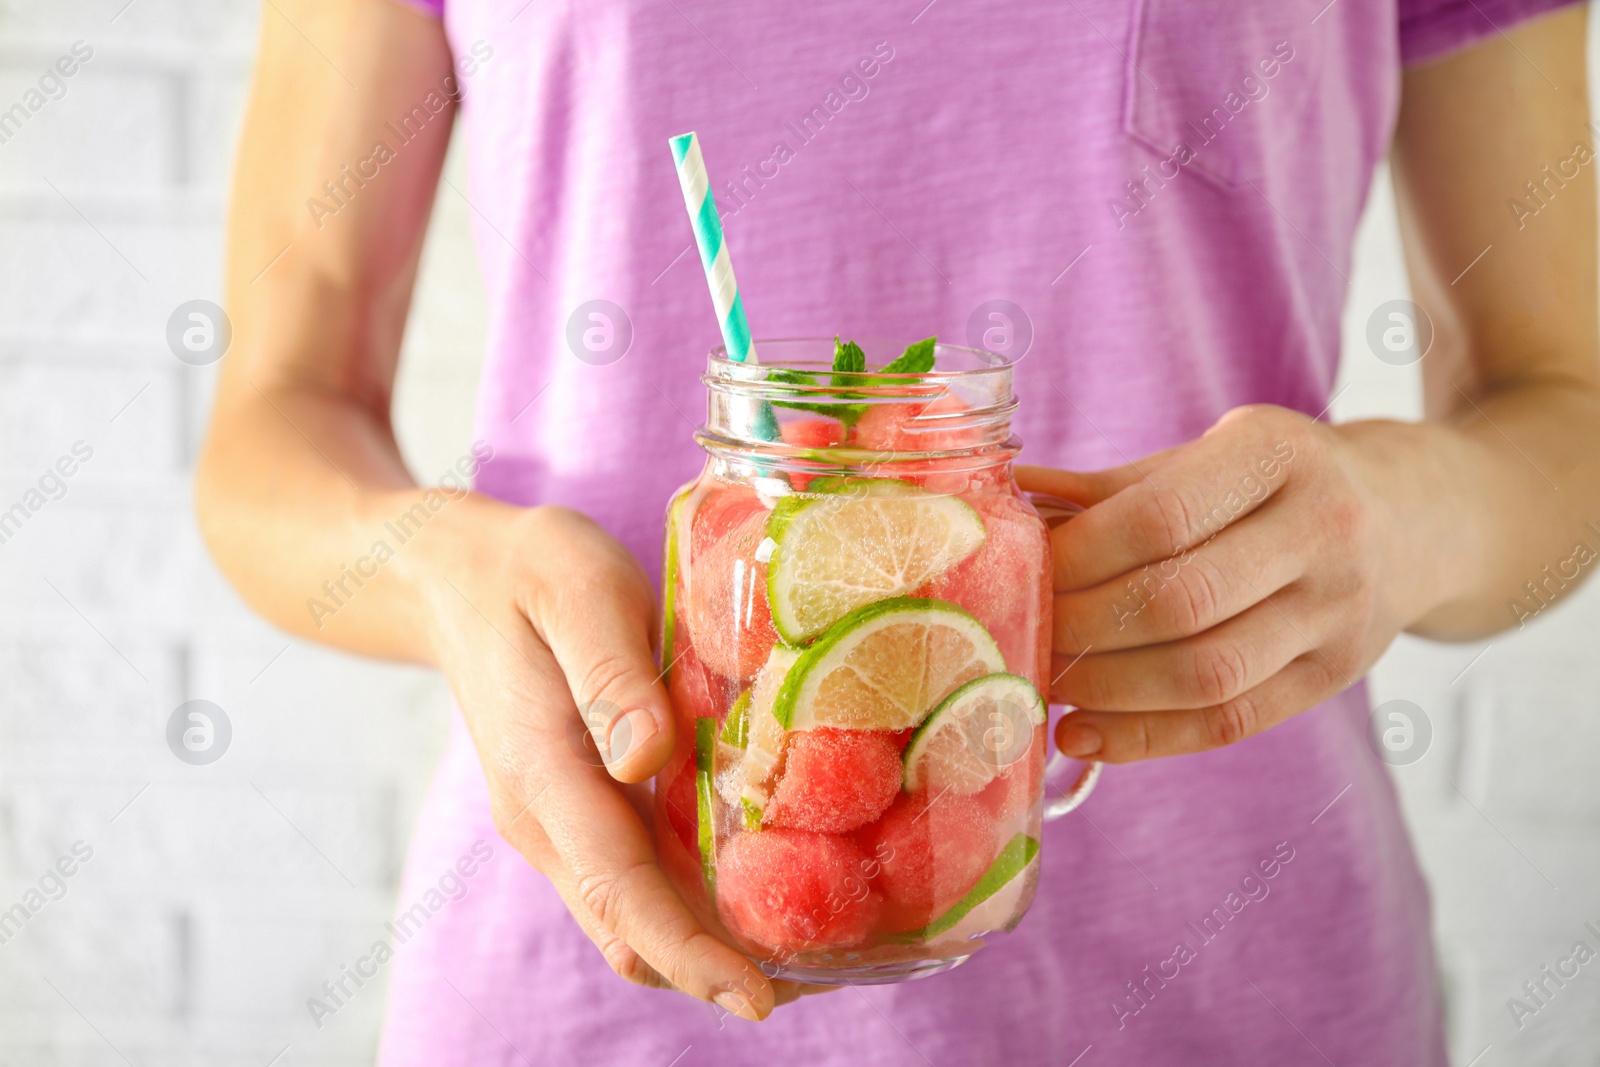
1017 405 1442 763
197 0 821 1018
411 499 793 1019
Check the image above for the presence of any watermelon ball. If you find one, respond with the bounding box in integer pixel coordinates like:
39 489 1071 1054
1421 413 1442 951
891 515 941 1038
780 417 845 450
686 504 780 684
976 726 1045 825
716 828 882 955
764 728 902 834
661 760 699 855
689 482 765 555
851 392 977 453
668 644 719 723
666 644 721 774
780 417 845 491
857 791 999 933
919 492 1051 686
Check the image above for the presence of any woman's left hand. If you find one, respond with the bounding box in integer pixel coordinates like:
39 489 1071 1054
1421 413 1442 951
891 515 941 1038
1016 404 1438 763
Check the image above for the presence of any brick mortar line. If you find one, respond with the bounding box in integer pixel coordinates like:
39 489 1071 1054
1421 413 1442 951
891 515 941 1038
0 40 255 71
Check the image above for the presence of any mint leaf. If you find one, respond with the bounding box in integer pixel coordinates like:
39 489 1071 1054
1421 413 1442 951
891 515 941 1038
768 368 819 389
833 337 866 375
767 337 938 433
880 336 936 376
768 367 857 424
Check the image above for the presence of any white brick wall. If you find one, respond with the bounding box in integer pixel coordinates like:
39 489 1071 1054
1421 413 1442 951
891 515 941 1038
0 4 475 1065
0 3 1597 1065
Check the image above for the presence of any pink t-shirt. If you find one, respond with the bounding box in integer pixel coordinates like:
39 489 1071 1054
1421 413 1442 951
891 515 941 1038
375 1 1573 1063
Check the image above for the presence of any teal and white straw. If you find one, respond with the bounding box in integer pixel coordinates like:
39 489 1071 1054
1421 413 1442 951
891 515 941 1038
670 131 757 365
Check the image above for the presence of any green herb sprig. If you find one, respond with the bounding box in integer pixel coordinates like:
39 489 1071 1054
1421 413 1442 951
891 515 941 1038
769 336 936 426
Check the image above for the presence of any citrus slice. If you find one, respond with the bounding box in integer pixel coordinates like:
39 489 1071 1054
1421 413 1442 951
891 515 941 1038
903 673 1046 795
921 833 1040 940
734 644 802 825
773 598 1005 732
765 481 986 643
694 716 719 895
721 690 751 748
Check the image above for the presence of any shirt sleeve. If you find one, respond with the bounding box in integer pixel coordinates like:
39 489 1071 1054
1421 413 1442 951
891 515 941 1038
1399 0 1582 64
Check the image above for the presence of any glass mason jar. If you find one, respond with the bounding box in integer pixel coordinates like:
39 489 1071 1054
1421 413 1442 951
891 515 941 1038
653 338 1098 985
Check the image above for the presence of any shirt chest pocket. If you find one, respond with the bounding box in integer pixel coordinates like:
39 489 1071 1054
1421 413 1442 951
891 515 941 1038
1123 0 1326 188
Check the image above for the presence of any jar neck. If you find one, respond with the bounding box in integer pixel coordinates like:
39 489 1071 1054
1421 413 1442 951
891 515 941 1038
696 340 1021 478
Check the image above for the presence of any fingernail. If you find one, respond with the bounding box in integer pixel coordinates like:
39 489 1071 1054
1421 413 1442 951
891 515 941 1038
1058 721 1102 759
606 707 658 764
713 990 755 1020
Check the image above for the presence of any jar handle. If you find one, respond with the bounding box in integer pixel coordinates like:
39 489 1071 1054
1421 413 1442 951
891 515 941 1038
1042 753 1102 821
1027 492 1105 822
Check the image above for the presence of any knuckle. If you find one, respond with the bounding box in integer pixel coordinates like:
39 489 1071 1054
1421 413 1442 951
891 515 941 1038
1190 639 1250 706
577 870 624 929
597 932 656 987
1324 492 1372 547
1167 557 1227 634
1129 715 1157 762
1320 642 1365 687
1074 661 1116 711
1202 696 1257 749
574 648 642 708
1055 596 1091 654
1242 403 1296 440
1144 486 1200 557
575 858 650 931
487 772 543 843
1102 714 1156 764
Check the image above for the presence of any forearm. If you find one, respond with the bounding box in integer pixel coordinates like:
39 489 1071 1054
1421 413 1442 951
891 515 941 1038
196 378 511 664
1336 377 1600 640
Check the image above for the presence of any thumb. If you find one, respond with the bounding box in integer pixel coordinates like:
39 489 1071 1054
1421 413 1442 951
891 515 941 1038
540 576 676 785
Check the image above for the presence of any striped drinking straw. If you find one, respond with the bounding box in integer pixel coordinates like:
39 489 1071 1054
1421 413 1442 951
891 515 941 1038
669 131 758 365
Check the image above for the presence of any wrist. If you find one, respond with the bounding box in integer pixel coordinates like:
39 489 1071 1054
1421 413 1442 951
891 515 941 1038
377 488 529 668
1328 418 1476 628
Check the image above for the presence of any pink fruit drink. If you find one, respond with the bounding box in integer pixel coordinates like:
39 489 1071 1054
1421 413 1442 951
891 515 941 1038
654 339 1055 984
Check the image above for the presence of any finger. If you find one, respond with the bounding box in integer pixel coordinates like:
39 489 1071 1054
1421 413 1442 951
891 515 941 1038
1055 653 1347 762
1053 499 1304 654
1051 412 1300 590
546 861 675 990
771 981 838 1007
1050 592 1316 711
540 568 677 783
476 617 771 1017
1015 445 1185 508
481 787 679 993
520 751 776 1020
1015 463 1146 508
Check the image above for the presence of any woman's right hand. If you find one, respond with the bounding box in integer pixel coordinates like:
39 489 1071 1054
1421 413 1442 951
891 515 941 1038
414 497 785 1020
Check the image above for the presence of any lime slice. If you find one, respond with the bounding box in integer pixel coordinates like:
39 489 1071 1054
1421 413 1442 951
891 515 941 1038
903 673 1046 795
721 690 751 748
765 481 985 643
921 833 1040 940
694 716 718 895
660 484 695 682
773 597 1005 732
735 644 802 824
